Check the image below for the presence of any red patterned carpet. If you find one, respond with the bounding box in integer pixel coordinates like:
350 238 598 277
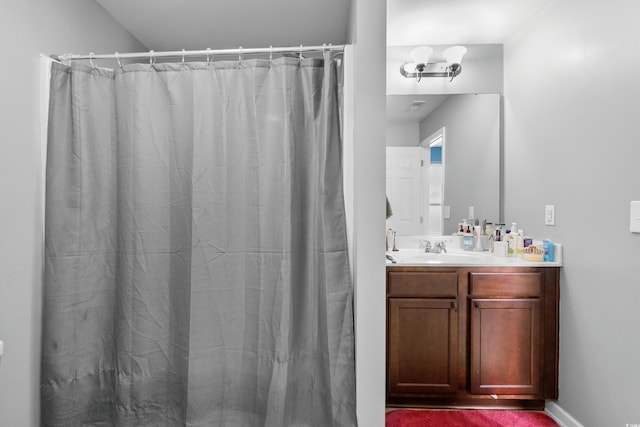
386 409 559 427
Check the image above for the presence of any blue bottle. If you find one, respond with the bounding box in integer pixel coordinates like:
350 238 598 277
543 239 554 262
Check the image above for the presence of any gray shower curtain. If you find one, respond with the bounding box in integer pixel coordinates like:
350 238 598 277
41 51 356 427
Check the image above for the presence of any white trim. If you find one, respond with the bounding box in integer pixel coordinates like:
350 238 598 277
420 127 445 235
546 402 585 427
39 55 52 230
342 46 355 285
420 126 445 148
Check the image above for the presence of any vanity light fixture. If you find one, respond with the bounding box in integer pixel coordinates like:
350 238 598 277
400 45 467 82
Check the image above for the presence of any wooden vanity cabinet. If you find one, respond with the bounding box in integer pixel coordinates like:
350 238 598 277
387 272 459 396
387 266 559 409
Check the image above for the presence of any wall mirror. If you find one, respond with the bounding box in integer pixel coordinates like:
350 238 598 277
386 93 501 236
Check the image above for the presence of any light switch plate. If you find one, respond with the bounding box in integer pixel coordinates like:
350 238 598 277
468 206 474 220
630 201 640 233
444 206 451 219
545 205 555 226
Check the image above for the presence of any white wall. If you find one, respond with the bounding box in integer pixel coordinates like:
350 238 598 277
420 94 501 234
0 3 145 425
350 0 387 426
386 121 419 147
503 0 640 425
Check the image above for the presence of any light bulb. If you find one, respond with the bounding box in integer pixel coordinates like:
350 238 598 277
443 46 467 65
409 46 433 65
403 62 418 74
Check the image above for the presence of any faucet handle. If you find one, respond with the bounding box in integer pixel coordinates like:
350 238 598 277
420 239 432 253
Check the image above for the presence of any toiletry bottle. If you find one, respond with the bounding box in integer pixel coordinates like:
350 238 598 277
504 229 514 256
543 239 554 262
463 226 474 250
516 229 524 258
474 225 483 251
510 232 517 257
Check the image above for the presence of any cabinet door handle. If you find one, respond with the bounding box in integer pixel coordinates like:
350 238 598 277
451 301 458 312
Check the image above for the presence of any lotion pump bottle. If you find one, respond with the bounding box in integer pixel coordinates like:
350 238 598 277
516 229 524 258
474 226 483 251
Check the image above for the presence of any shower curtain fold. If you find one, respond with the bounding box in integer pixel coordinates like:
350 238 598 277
41 52 356 427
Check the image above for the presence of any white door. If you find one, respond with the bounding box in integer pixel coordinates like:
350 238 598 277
428 164 444 235
386 147 422 235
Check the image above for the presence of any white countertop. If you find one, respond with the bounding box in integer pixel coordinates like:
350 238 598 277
385 237 563 267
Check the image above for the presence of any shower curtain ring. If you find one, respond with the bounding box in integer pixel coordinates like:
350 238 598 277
238 46 243 62
182 49 186 65
299 44 303 62
149 50 155 65
206 48 212 65
115 52 122 69
89 52 95 69
269 45 273 61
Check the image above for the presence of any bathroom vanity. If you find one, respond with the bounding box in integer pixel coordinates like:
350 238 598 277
386 250 560 410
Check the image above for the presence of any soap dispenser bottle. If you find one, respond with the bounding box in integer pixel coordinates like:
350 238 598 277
506 228 516 257
516 229 524 258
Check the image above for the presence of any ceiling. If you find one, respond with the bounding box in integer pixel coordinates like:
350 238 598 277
95 0 552 51
387 0 552 46
95 0 552 123
386 95 449 123
94 0 352 51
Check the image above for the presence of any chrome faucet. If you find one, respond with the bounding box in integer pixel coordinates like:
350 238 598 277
432 241 447 254
419 239 432 253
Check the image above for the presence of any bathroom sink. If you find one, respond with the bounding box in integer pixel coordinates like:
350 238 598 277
423 253 486 264
389 250 491 265
411 253 484 264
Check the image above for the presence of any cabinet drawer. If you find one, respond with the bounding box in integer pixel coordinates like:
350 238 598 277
388 272 458 297
470 272 542 297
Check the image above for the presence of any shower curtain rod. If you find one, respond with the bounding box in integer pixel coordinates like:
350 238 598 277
55 44 345 63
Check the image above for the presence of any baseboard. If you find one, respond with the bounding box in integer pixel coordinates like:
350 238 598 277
545 401 584 427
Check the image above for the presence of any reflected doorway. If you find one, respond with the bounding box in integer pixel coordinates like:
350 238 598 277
386 127 446 236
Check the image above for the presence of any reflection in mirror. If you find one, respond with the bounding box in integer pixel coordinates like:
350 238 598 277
386 93 501 236
423 128 444 235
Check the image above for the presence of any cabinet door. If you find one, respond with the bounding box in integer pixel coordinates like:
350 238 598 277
388 298 458 395
470 298 542 396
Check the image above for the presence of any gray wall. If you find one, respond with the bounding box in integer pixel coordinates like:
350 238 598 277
350 1 387 426
386 121 419 147
503 0 640 425
420 94 500 234
0 3 145 425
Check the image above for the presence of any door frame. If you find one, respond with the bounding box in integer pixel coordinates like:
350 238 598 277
420 127 446 235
